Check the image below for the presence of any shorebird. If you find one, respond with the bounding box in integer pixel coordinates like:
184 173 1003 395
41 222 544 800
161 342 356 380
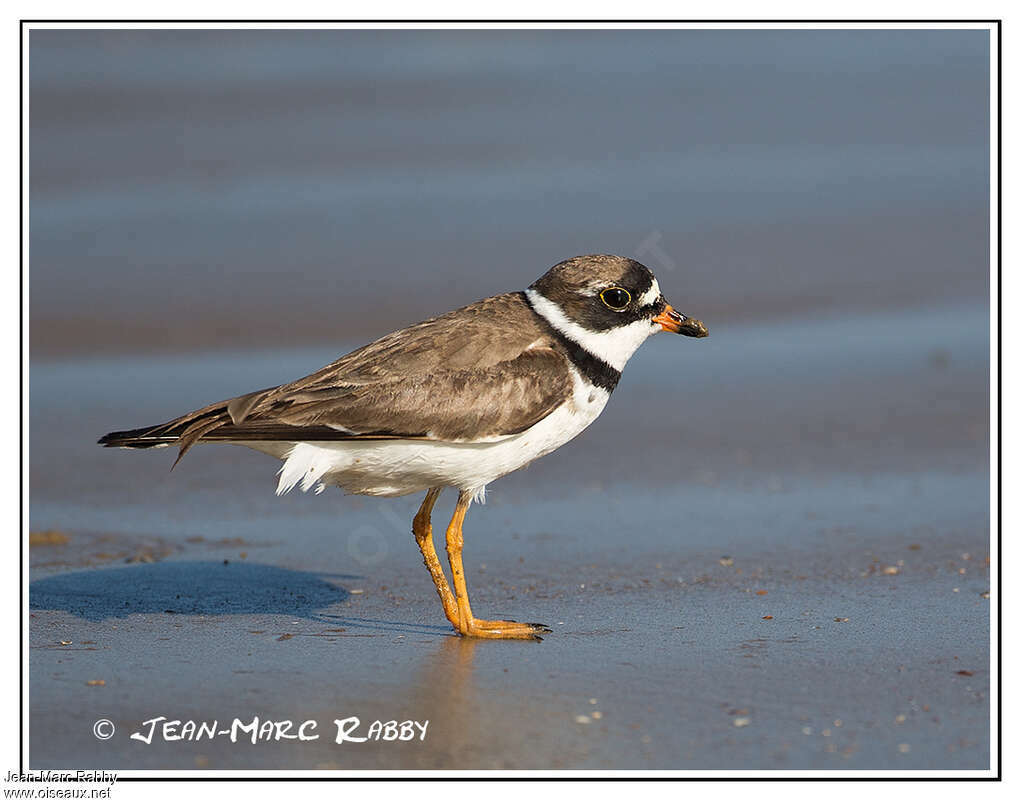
100 255 708 640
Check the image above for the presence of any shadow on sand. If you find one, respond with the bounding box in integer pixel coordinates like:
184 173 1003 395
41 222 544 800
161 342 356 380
30 561 357 621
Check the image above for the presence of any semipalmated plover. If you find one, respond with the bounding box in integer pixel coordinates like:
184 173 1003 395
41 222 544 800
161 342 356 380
100 255 708 640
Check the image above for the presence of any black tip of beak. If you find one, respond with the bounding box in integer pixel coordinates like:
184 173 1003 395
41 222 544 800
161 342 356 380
680 316 709 338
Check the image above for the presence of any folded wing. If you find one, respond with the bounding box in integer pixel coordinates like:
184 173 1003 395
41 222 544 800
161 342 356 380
98 293 572 463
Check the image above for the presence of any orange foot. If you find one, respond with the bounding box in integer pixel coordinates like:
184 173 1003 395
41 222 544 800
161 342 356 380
455 618 552 641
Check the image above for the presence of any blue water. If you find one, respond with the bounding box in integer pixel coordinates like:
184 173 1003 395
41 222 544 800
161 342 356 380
29 28 990 353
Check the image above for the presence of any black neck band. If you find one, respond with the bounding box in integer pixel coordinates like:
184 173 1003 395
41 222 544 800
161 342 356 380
520 292 622 393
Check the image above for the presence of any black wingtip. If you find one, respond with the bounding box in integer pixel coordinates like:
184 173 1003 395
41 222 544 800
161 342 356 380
97 426 176 450
97 430 125 447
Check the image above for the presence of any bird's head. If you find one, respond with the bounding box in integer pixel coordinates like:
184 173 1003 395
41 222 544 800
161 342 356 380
525 254 708 372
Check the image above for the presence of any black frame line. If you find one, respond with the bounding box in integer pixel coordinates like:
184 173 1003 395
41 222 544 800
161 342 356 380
19 15 1003 782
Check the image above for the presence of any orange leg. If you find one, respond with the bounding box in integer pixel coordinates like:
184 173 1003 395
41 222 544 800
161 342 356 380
443 490 551 640
412 487 458 625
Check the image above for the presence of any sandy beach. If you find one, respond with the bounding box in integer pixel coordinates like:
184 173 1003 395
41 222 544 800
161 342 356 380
29 305 990 770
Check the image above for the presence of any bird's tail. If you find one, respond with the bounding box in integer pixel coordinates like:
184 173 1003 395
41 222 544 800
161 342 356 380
98 385 372 468
98 399 234 467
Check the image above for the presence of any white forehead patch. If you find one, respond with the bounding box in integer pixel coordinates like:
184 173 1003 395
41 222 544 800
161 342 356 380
638 278 662 307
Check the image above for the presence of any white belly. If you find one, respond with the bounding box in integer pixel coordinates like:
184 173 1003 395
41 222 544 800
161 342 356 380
256 368 610 499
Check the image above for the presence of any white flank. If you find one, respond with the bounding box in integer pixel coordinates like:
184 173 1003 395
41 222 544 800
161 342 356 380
524 288 660 371
270 367 609 499
276 443 332 495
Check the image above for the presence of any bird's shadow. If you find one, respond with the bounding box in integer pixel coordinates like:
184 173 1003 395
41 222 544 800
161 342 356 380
319 614 453 636
29 561 358 622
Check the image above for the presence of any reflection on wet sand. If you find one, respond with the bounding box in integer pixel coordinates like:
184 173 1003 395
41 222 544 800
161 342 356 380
401 638 482 769
305 637 594 771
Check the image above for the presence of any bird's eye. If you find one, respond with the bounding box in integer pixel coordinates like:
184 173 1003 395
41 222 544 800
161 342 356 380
599 287 631 311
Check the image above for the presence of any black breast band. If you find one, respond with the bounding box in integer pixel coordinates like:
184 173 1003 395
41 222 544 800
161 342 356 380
520 292 622 393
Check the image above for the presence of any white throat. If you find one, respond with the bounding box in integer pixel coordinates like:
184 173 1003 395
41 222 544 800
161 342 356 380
524 287 659 372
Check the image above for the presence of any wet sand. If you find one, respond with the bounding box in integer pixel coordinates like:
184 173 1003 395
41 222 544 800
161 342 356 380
28 304 991 771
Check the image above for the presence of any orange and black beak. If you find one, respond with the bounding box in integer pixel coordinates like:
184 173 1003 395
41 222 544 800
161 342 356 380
653 304 708 338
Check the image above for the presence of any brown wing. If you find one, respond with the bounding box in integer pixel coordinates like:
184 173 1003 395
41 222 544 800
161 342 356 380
99 293 571 461
233 346 570 439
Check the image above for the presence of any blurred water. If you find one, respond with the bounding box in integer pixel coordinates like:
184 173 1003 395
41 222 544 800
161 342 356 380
29 28 989 356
